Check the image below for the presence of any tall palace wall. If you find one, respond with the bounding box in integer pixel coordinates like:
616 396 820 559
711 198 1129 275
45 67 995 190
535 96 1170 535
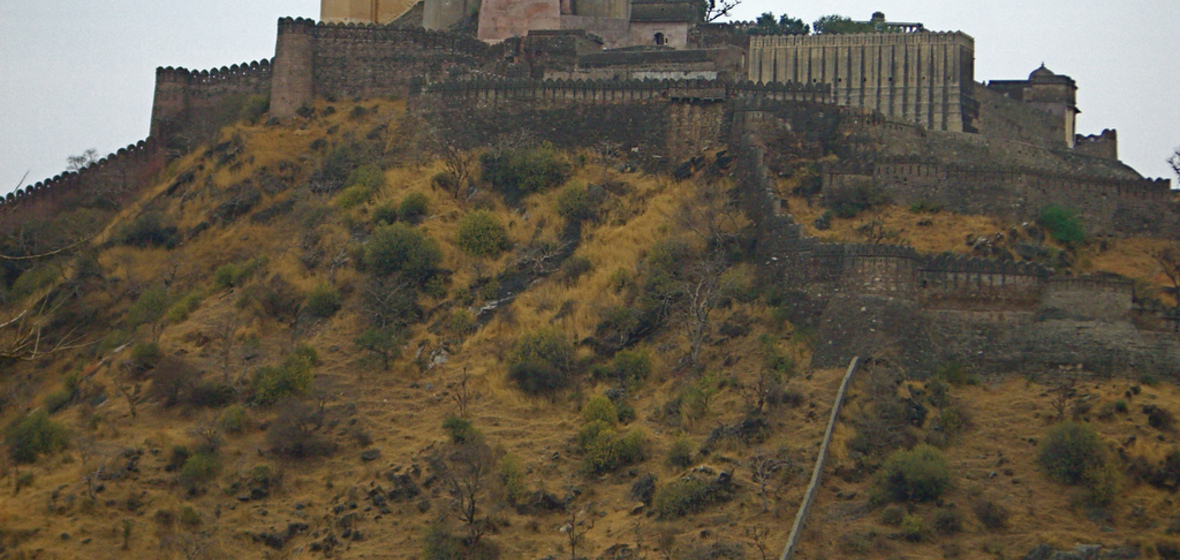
747 32 978 133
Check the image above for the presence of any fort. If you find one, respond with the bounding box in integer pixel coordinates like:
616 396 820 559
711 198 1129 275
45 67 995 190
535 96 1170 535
4 5 1178 376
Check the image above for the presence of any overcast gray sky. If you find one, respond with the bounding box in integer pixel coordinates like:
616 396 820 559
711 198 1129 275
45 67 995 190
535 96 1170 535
2 0 1178 195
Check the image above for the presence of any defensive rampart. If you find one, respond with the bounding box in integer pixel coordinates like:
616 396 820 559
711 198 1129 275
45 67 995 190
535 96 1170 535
270 17 493 118
152 60 273 149
824 160 1174 236
0 139 163 227
410 78 833 163
733 118 1180 376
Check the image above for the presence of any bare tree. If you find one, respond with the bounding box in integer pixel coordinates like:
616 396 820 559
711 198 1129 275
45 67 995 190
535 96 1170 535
744 526 773 560
1169 148 1180 178
561 504 589 560
747 452 785 513
680 254 732 367
115 379 145 419
66 149 101 172
429 129 478 200
674 178 745 251
1049 376 1078 422
0 291 85 361
429 437 495 546
450 368 473 418
856 212 902 244
211 311 239 384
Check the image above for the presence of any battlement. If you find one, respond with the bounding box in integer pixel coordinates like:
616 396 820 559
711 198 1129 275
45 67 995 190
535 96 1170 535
1074 128 1119 161
1 139 161 217
156 60 273 85
277 16 319 35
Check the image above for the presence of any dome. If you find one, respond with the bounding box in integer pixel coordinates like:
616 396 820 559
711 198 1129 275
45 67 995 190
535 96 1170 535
1029 64 1056 80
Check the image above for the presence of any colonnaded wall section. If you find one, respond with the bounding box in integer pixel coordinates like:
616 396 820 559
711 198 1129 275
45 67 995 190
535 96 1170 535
747 32 977 133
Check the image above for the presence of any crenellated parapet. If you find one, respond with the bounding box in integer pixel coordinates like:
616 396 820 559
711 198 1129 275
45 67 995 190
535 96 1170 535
151 59 274 144
0 139 163 220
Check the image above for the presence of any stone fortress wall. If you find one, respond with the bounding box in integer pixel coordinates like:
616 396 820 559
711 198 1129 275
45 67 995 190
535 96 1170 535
823 159 1175 237
732 123 1180 375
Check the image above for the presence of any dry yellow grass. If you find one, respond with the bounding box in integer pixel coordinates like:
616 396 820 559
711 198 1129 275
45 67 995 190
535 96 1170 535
6 102 1180 560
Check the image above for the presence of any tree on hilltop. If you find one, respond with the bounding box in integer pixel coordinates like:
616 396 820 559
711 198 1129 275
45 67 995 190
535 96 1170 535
697 0 743 23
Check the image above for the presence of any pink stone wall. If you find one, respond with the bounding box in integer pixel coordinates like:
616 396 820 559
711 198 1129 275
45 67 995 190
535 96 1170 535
478 0 560 42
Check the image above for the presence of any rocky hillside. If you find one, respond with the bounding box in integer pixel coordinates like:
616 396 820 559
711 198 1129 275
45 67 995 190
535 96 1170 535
2 100 1180 560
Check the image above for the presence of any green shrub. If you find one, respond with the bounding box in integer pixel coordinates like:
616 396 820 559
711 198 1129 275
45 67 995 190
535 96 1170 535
43 387 75 414
666 436 696 468
508 329 574 395
480 144 570 202
653 477 722 518
130 341 163 372
335 184 375 209
443 416 481 444
187 382 235 408
303 283 341 319
423 526 464 560
932 508 963 535
561 255 594 285
936 362 971 386
363 223 441 285
900 514 927 542
372 199 401 225
6 410 70 463
499 454 527 505
219 405 247 434
876 444 953 503
1114 399 1129 413
213 259 262 290
973 500 1009 530
509 360 570 396
457 211 509 258
582 395 619 425
880 505 905 526
166 290 206 323
1038 421 1106 485
179 452 220 491
117 212 180 249
556 183 598 222
180 506 202 527
593 350 652 387
398 192 430 223
347 163 385 191
582 427 645 475
1038 205 1086 244
825 183 890 219
11 265 61 299
127 285 171 332
314 141 381 192
251 352 316 405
